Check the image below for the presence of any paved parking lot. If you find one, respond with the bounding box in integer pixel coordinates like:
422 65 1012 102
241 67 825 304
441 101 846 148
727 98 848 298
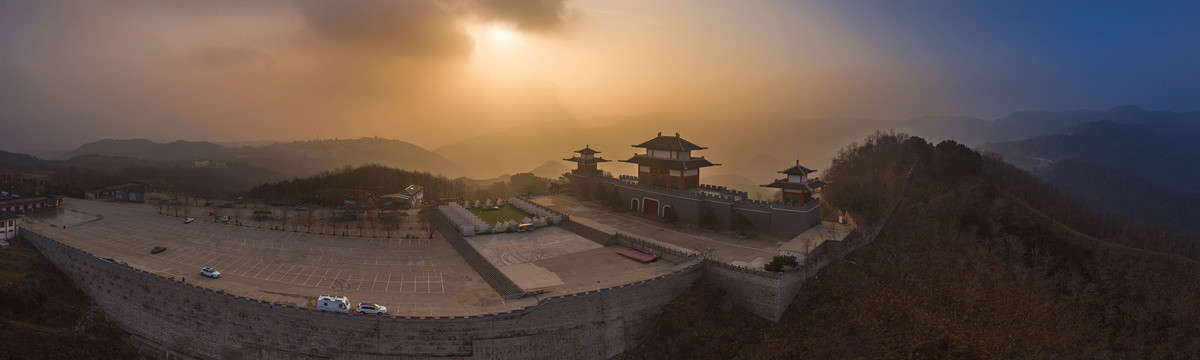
24 200 534 316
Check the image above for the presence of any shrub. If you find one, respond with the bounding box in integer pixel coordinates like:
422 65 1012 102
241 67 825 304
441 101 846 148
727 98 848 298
764 254 799 272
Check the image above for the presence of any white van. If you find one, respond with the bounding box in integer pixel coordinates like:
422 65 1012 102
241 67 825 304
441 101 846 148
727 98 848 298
316 295 350 313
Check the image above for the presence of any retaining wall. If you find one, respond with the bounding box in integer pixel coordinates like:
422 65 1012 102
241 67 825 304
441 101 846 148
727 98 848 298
21 231 703 360
431 211 526 299
559 219 613 246
701 259 796 322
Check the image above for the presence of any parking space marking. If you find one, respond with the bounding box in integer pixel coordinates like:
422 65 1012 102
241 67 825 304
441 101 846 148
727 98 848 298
232 259 256 273
321 269 343 288
289 266 312 284
257 264 274 279
274 264 296 282
306 268 329 287
213 254 237 269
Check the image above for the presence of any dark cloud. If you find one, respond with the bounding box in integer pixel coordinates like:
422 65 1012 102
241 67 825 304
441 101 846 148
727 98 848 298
472 0 571 32
293 1 475 59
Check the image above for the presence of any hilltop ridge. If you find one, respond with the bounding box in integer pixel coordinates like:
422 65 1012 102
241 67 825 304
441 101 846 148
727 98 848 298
620 133 1200 359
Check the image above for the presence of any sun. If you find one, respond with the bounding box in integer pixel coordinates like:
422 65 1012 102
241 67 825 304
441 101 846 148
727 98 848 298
470 23 523 52
488 25 518 46
466 22 536 81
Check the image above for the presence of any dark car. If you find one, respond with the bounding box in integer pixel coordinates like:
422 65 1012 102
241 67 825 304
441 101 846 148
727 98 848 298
150 246 167 254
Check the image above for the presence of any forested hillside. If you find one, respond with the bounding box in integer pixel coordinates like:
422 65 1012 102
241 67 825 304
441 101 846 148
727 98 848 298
621 133 1200 359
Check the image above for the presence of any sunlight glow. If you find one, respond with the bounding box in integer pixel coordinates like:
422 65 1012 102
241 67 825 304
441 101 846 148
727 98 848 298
471 23 523 53
467 22 537 83
488 25 518 46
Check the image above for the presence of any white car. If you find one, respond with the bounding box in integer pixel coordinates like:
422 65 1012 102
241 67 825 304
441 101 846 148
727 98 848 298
200 267 221 278
183 217 195 224
356 303 387 315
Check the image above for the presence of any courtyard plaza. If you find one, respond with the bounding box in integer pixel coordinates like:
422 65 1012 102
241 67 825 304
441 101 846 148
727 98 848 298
21 198 687 315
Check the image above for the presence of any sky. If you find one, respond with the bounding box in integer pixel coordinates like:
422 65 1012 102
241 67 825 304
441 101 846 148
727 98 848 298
1 0 1198 152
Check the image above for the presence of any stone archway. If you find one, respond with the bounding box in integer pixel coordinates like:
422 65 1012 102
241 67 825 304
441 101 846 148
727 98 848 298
631 198 640 212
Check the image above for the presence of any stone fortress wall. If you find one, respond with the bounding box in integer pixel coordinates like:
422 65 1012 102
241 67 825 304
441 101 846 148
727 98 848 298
21 230 703 359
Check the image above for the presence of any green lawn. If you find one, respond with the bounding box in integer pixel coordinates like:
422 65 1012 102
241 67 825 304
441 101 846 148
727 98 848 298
468 204 535 225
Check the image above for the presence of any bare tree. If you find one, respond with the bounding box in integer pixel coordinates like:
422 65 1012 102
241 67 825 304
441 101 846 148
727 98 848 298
300 210 313 233
281 208 291 231
418 211 436 239
365 210 377 237
381 212 402 238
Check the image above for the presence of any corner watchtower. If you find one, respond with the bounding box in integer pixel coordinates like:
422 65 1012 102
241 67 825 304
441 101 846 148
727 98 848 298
760 160 825 204
564 145 610 176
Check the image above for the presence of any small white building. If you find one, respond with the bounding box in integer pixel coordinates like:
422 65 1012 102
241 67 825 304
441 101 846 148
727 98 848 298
379 185 425 209
0 211 19 242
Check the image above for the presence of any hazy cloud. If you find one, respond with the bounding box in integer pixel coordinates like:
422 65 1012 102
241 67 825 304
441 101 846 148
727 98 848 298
472 0 571 32
0 0 581 151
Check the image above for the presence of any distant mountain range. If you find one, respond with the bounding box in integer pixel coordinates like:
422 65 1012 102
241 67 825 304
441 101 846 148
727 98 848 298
984 111 1200 232
527 160 571 179
53 137 463 178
